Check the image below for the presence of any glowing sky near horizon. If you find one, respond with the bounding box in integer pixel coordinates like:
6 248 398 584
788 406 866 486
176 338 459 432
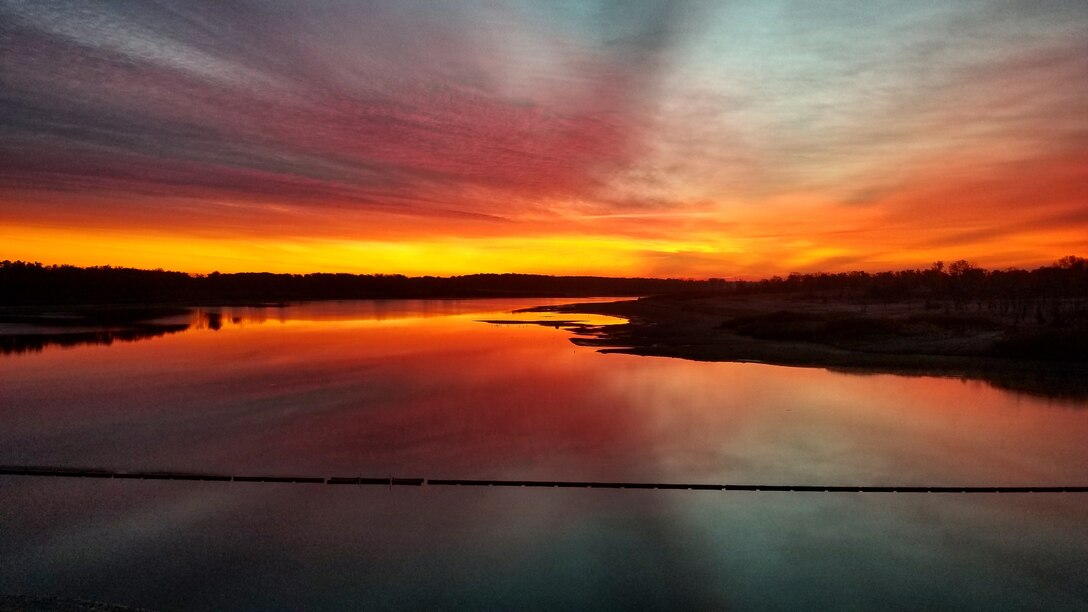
2 0 1086 277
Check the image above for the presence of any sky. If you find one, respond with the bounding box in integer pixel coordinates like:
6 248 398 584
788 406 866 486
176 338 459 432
2 0 1086 278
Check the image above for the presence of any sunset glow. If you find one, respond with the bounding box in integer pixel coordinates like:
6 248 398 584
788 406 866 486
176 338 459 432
3 1 1086 277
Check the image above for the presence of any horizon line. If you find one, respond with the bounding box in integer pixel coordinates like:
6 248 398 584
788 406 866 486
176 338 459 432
4 256 1084 284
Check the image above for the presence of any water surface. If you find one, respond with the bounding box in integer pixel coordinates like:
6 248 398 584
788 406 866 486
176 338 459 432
2 299 1086 610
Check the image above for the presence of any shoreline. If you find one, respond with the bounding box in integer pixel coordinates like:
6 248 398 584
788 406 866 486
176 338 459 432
4 296 1085 399
526 295 1088 401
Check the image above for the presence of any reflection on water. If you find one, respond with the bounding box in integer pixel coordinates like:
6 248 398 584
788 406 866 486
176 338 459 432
1 299 1086 610
0 298 621 355
0 324 190 355
824 362 1088 404
186 298 628 330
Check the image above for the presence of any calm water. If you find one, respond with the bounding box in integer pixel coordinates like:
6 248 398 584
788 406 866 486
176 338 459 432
2 299 1086 610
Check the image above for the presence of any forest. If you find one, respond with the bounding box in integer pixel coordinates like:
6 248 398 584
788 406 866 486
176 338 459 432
1 257 1084 312
0 261 723 305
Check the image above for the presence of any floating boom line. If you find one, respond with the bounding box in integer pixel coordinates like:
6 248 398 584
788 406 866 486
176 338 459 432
2 466 1085 493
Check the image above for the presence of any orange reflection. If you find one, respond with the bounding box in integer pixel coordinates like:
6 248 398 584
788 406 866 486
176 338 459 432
3 300 1085 488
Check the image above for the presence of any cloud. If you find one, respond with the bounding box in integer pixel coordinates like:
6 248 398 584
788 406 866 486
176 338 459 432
1 0 1085 273
0 1 706 226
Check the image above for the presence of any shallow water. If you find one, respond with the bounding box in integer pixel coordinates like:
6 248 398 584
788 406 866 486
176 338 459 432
2 299 1086 610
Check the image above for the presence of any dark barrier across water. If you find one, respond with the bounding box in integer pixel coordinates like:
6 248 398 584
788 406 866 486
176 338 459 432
1 466 1085 493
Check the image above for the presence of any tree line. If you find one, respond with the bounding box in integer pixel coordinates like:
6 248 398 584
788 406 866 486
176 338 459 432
1 257 1084 314
0 261 725 305
734 256 1088 324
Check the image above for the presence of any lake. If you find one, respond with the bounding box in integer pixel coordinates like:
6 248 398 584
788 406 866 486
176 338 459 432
1 299 1086 610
